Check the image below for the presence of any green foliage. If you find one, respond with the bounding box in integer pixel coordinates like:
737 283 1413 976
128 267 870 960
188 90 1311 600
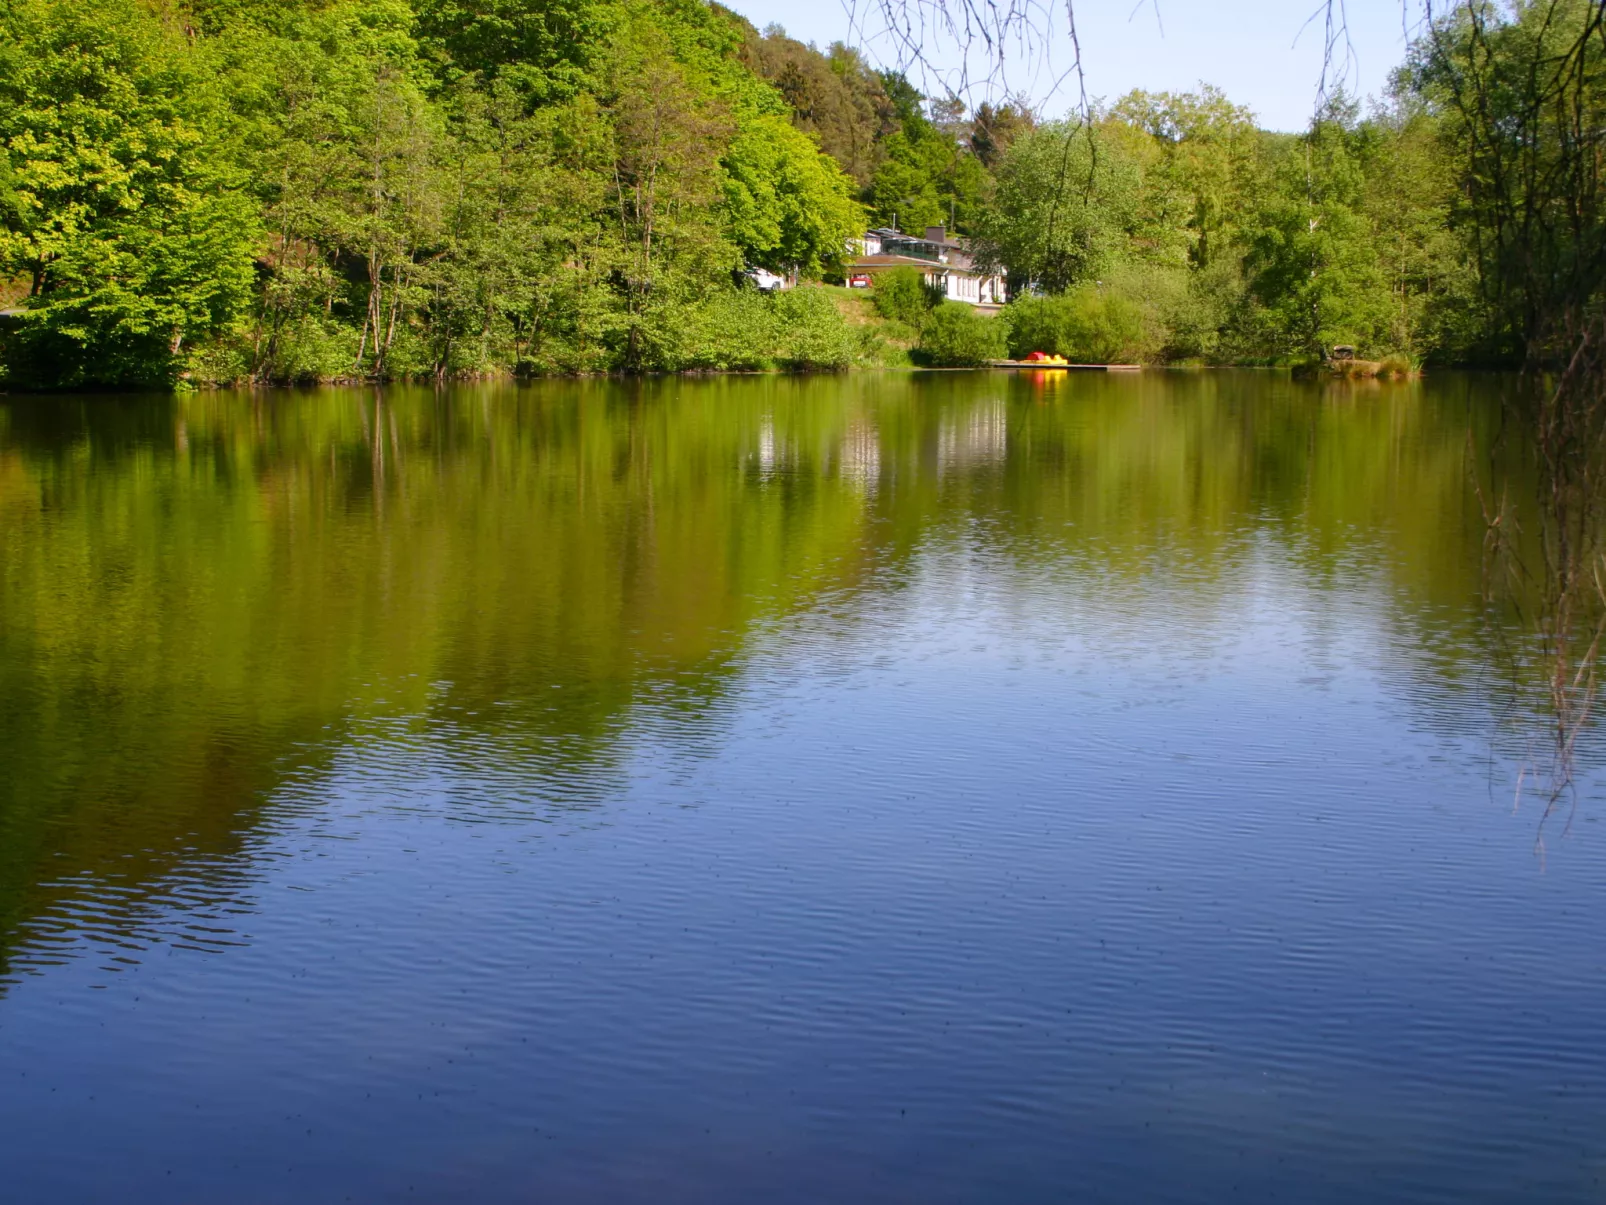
1108 86 1262 271
871 266 941 327
0 0 1574 383
1357 104 1479 362
647 285 856 371
0 0 260 387
969 102 1034 169
916 301 1004 366
737 30 894 188
866 98 989 233
1242 98 1391 358
973 123 1143 294
412 0 612 104
722 113 865 276
740 26 993 235
0 0 874 386
967 74 1491 367
768 286 860 369
1004 283 1154 364
1407 0 1606 361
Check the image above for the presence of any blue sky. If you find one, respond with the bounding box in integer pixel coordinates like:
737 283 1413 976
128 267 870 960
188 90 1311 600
725 0 1420 132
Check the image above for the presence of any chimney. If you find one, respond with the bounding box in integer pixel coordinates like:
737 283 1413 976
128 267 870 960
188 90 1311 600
925 225 946 243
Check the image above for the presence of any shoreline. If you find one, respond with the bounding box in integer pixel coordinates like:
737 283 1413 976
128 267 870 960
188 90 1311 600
0 362 1471 397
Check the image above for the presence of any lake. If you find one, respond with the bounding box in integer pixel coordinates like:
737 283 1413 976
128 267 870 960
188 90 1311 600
1 371 1602 1203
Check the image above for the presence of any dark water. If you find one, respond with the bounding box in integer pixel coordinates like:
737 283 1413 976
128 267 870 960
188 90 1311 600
0 372 1602 1203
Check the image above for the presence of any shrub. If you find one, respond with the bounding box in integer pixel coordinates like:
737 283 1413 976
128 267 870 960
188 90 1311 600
661 291 770 371
917 302 1006 366
855 326 916 367
1003 288 1148 363
655 286 857 372
872 266 943 327
261 317 362 383
1172 259 1246 361
184 334 252 386
771 287 858 370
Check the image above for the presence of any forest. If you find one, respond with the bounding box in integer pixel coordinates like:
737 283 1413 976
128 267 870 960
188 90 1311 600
0 0 1599 385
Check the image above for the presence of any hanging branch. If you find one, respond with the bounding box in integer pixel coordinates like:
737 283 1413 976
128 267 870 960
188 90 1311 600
847 2 1453 119
847 0 1087 118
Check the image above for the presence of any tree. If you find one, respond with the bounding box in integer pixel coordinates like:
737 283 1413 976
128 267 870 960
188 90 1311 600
866 74 988 232
1243 98 1390 356
737 27 897 187
412 0 612 105
1108 86 1260 270
224 0 445 380
722 114 865 276
1356 95 1476 360
0 0 259 386
969 100 1033 168
973 122 1143 293
917 299 1003 364
872 265 942 326
603 19 737 368
1410 0 1606 361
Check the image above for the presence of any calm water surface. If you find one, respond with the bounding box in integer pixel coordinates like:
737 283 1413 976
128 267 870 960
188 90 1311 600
0 372 1602 1203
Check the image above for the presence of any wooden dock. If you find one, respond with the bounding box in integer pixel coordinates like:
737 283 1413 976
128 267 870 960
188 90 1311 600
989 360 1142 371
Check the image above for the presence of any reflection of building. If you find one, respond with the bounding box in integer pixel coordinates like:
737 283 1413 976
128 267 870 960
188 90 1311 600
756 417 778 477
938 398 1007 477
838 420 881 493
847 226 1006 310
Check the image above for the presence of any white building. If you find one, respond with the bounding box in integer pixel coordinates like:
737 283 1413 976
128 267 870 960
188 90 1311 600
845 226 1006 309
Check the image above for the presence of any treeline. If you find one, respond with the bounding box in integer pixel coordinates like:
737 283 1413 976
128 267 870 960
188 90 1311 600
0 0 868 386
740 23 1477 367
964 87 1473 367
736 22 1027 233
735 8 1600 369
0 0 1597 385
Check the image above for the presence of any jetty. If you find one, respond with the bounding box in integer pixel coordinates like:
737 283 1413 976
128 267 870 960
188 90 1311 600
989 360 1142 371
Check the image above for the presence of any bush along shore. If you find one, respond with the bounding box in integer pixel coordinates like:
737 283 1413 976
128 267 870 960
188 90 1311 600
0 0 1563 387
